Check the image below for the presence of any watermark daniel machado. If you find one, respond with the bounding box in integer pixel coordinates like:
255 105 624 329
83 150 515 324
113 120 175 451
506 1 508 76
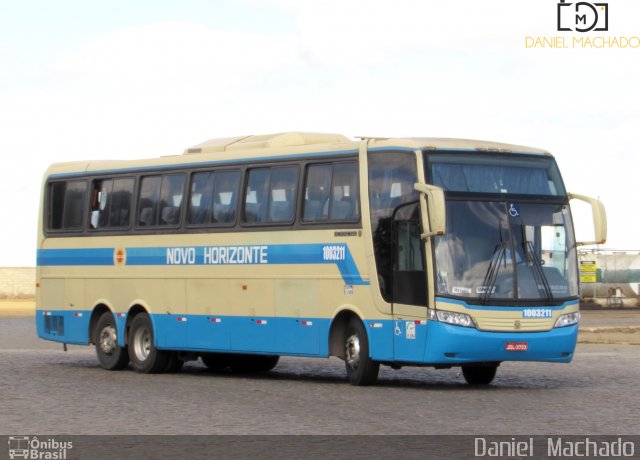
474 436 636 457
526 1 640 49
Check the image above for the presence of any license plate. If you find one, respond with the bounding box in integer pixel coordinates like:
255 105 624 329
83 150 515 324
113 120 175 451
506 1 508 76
505 342 528 352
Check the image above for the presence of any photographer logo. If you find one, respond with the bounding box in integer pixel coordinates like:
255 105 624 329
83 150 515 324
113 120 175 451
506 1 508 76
558 1 608 32
525 0 639 49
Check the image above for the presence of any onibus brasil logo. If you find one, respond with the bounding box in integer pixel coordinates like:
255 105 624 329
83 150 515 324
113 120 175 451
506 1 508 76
8 436 73 459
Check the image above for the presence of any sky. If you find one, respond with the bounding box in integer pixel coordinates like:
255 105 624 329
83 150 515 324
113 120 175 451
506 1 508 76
1 0 638 266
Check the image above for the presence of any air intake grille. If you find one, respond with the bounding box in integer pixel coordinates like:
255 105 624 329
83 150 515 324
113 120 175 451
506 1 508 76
44 315 64 336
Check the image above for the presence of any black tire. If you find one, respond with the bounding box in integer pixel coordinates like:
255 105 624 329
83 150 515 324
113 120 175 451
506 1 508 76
94 312 129 370
344 318 379 386
163 352 184 373
201 353 232 370
229 354 280 372
127 313 169 373
462 364 498 385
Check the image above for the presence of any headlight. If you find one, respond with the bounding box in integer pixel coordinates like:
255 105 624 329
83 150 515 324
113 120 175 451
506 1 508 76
554 312 581 328
429 309 476 328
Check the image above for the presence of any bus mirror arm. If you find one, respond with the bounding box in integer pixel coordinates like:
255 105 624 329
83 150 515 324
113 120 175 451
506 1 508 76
414 183 446 239
568 193 607 246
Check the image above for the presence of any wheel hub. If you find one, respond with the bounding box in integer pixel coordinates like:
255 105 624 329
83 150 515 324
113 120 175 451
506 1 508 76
99 325 117 355
133 327 151 361
345 334 360 369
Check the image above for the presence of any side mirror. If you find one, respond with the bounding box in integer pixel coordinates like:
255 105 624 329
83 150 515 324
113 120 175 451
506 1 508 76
414 183 446 239
568 193 607 246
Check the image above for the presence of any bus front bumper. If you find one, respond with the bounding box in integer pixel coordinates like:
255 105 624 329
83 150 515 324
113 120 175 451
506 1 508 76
423 321 579 364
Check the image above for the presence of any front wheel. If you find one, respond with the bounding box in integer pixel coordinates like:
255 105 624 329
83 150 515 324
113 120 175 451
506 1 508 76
462 364 498 385
94 312 129 370
344 318 379 386
128 313 169 373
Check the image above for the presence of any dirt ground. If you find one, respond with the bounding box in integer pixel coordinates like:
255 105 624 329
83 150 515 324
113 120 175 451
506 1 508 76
0 298 35 317
1 298 638 345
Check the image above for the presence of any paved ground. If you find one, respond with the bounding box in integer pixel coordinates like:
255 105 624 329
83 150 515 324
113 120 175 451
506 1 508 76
0 316 638 437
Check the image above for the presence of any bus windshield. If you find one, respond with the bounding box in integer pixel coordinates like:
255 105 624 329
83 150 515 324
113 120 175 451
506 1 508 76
427 153 578 304
433 201 578 303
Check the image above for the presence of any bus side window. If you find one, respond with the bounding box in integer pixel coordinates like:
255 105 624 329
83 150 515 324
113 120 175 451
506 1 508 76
244 168 270 223
90 179 113 229
330 162 359 221
267 166 298 223
302 161 359 223
48 180 87 231
303 164 332 222
49 182 66 229
110 178 134 227
158 175 185 226
188 172 214 225
213 171 240 225
138 176 162 226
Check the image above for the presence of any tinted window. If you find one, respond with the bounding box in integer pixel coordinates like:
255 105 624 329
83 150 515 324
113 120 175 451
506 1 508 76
368 152 419 301
89 178 134 229
330 163 359 220
302 161 359 223
428 153 565 196
188 170 240 225
138 174 185 226
48 180 87 230
244 166 298 224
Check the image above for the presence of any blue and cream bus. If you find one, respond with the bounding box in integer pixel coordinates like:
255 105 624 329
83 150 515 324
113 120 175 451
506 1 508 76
36 132 606 385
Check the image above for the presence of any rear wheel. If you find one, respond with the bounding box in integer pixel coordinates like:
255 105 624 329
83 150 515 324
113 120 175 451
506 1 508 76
462 364 498 385
128 313 169 373
344 318 379 386
229 354 280 372
94 312 129 370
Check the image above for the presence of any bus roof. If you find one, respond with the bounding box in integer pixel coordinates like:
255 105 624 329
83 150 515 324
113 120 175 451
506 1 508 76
44 132 551 177
184 132 550 156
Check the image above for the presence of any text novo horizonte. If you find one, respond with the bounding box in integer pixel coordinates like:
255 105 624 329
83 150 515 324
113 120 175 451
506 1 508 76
166 246 268 265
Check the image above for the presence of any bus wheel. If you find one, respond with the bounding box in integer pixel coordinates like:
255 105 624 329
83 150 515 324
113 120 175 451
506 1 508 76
128 313 169 373
229 354 280 372
163 352 184 373
462 364 498 385
201 353 232 370
95 312 129 370
344 318 379 386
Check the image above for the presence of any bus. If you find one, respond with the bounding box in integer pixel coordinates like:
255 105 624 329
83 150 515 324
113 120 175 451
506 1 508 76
36 132 607 385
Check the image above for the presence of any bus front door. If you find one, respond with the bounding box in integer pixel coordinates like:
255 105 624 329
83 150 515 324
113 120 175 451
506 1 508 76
391 202 429 363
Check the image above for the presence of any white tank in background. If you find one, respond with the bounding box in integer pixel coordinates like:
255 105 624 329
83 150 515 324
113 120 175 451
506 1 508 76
579 251 640 307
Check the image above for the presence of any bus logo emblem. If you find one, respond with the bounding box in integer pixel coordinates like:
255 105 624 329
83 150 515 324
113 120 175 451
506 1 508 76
514 320 522 330
114 248 126 265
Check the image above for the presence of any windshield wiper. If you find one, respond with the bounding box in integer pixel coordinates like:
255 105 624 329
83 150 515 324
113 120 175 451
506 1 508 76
480 241 507 305
525 241 553 302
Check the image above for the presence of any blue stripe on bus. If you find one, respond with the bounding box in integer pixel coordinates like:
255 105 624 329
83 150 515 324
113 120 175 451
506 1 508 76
46 148 360 178
37 243 370 285
37 248 115 266
35 309 576 364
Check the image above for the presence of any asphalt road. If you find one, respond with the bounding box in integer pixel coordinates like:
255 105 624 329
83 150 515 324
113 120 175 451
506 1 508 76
1 317 639 436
